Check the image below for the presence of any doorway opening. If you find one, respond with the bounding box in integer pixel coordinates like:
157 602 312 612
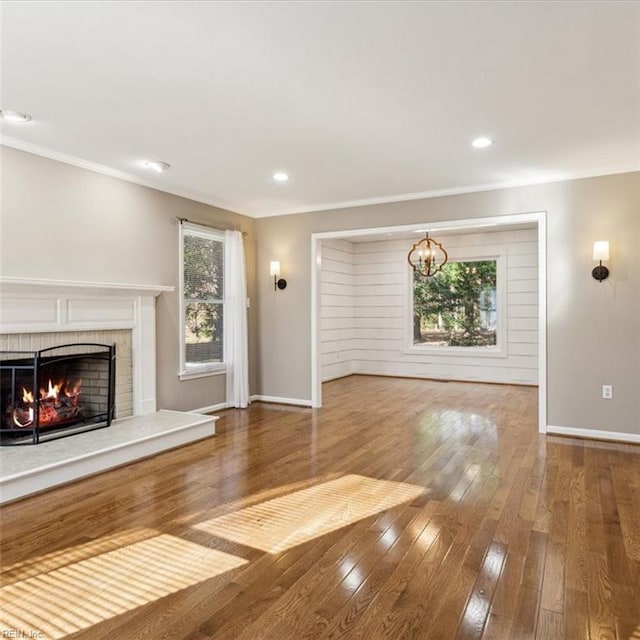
310 212 547 433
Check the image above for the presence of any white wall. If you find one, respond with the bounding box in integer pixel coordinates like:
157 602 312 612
320 239 355 381
320 228 538 385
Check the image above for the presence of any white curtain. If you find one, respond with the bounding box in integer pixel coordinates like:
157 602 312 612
224 230 250 408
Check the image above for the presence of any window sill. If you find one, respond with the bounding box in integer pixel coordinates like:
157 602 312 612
178 366 226 381
405 345 507 359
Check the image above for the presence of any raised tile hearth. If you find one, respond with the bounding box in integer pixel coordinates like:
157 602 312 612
0 410 218 503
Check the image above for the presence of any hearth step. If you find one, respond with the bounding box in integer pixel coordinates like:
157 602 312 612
0 410 217 504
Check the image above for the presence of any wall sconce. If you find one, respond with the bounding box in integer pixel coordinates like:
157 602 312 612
592 241 610 282
270 261 287 290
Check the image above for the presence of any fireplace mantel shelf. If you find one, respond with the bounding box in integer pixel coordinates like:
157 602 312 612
0 276 174 296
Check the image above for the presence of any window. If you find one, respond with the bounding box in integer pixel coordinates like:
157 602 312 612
179 223 225 378
412 258 499 349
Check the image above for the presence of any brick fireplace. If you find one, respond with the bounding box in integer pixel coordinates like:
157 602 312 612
1 342 116 444
0 278 224 503
0 277 173 419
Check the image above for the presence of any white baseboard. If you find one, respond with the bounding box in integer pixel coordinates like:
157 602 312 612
250 394 313 407
322 371 357 383
547 425 640 445
191 402 228 414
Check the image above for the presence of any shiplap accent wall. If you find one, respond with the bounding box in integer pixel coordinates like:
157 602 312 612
320 228 538 385
321 239 356 381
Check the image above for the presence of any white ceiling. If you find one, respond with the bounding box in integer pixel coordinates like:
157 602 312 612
1 1 638 218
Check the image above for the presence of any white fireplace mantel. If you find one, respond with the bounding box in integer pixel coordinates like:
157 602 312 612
0 277 174 416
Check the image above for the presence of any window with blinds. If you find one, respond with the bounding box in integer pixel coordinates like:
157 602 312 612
179 223 225 376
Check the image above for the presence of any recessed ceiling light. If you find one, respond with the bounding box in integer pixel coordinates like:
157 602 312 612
0 109 32 123
144 160 171 173
471 137 493 149
273 172 289 182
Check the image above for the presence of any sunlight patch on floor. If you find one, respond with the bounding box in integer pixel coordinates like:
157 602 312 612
0 533 247 639
194 473 425 553
1 528 158 586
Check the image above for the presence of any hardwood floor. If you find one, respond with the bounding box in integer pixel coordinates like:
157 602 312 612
1 375 639 640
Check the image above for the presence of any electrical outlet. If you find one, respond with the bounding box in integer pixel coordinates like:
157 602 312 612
602 385 613 399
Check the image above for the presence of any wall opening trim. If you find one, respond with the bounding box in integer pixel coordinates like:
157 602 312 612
310 211 547 434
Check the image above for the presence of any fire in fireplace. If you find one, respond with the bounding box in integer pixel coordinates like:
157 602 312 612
0 343 115 445
12 377 83 429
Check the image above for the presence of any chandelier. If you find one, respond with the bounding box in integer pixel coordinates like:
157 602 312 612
407 232 448 277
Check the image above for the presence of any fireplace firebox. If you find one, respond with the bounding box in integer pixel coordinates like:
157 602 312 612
0 343 115 445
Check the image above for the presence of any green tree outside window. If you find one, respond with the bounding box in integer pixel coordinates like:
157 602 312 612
413 260 497 347
183 232 224 365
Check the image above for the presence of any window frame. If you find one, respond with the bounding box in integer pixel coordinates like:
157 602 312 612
178 221 226 380
405 248 508 358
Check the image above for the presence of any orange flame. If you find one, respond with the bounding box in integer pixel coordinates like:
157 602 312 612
65 379 83 397
22 387 34 403
40 379 61 400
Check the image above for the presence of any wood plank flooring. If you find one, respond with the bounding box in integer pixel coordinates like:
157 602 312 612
1 375 639 639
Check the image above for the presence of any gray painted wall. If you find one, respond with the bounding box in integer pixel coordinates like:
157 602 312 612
1 146 258 411
256 171 640 435
3 146 638 435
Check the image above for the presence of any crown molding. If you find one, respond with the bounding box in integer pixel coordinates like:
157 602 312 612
252 166 639 218
0 136 244 216
2 136 637 220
